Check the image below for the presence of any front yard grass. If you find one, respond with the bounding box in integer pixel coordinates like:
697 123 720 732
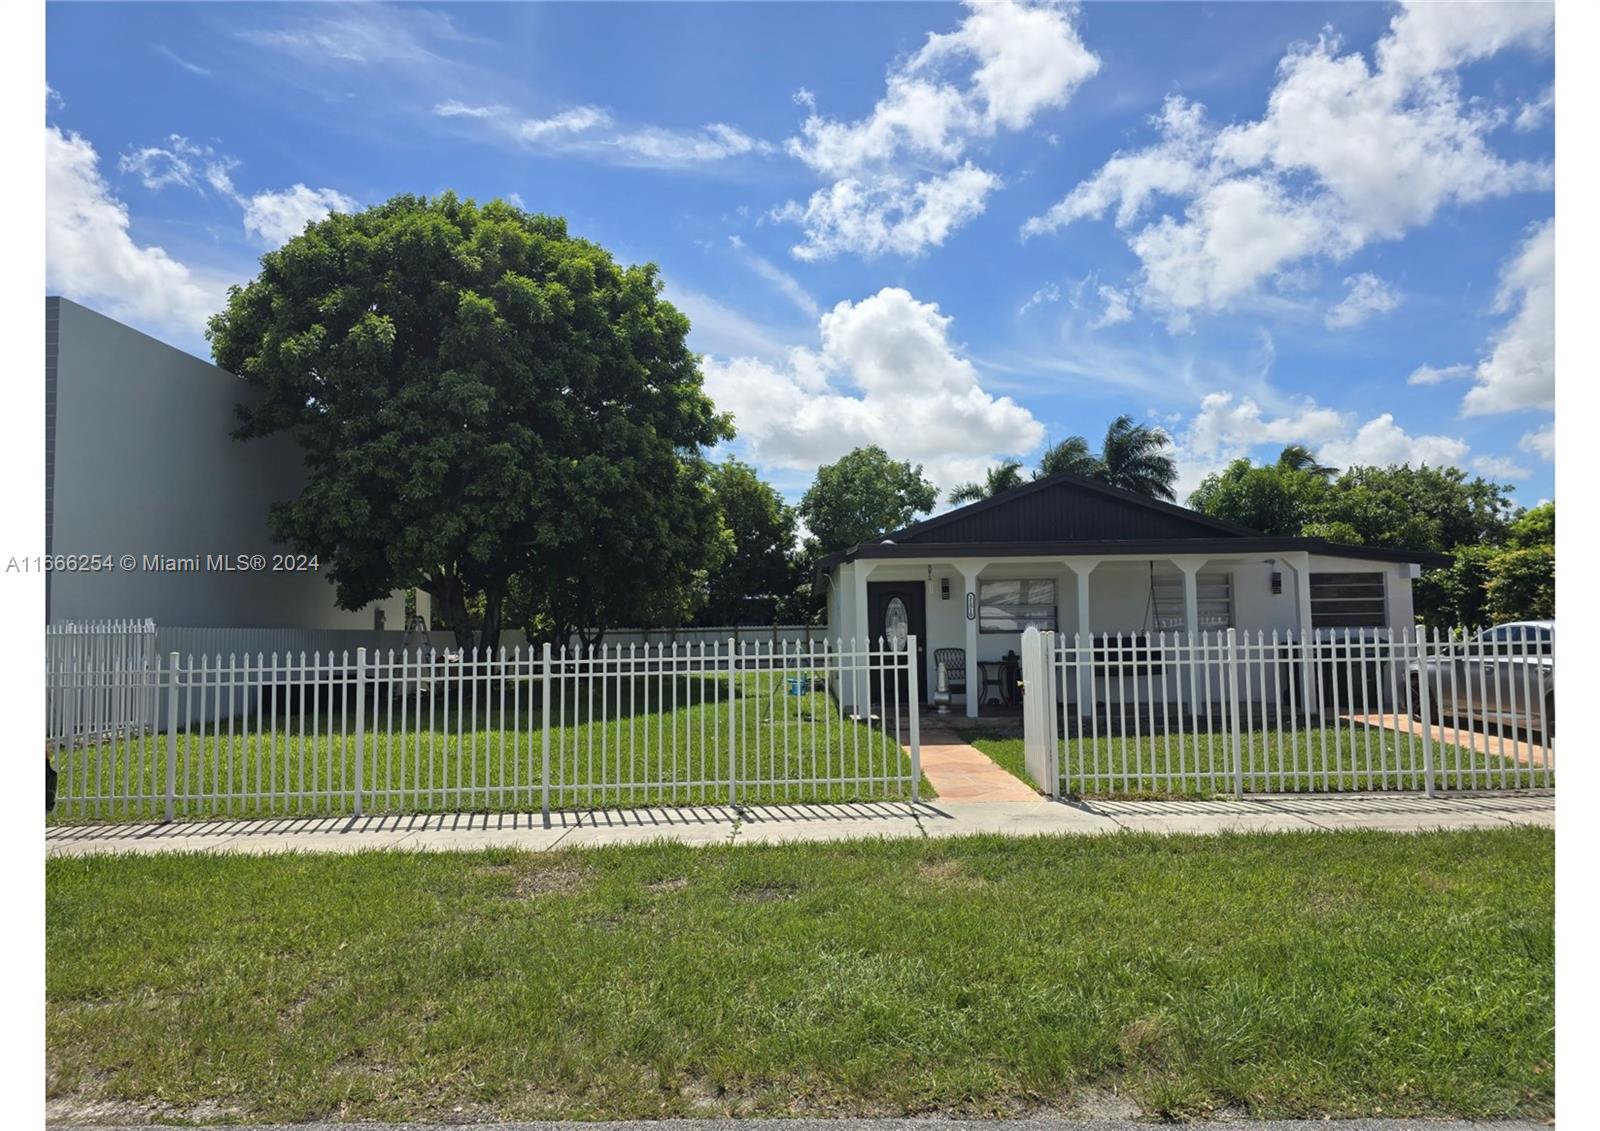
48 827 1553 1123
963 727 1547 799
50 671 931 822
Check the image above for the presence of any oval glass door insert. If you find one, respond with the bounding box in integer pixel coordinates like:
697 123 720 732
885 597 909 652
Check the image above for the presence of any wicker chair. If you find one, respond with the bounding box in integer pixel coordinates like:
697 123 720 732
933 648 968 698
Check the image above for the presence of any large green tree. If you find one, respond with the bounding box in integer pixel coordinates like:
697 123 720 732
209 192 730 652
698 458 799 624
797 446 938 555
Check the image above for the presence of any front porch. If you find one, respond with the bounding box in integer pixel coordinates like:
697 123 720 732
835 549 1416 720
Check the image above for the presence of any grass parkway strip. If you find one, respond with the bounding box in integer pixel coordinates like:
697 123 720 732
47 827 1553 1125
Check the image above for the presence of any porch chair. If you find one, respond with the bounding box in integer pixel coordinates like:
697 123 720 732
933 648 968 701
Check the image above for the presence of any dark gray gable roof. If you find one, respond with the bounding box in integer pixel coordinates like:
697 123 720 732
881 470 1259 545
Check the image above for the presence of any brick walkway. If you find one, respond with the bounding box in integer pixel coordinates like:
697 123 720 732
915 725 1040 801
1345 713 1555 770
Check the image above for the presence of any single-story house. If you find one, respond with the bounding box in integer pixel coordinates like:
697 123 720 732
817 470 1451 717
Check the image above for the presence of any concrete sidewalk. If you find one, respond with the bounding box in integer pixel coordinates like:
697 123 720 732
44 791 1553 858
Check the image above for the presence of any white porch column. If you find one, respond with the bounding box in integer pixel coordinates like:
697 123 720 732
958 561 981 717
852 562 870 649
1070 559 1099 723
1288 551 1317 718
1173 556 1206 641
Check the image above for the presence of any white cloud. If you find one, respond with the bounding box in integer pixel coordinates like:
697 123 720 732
604 122 768 165
1325 272 1400 330
241 184 359 246
728 236 818 319
1023 2 1553 325
236 6 474 67
701 287 1044 488
434 98 767 168
779 0 1097 259
118 131 357 248
1470 454 1529 481
154 44 214 78
774 162 999 262
1514 86 1554 131
504 191 525 209
46 126 223 335
1407 362 1472 385
118 134 237 194
518 105 611 141
1519 424 1554 461
1316 413 1468 470
1017 281 1060 317
434 100 508 119
1462 219 1554 416
1182 391 1346 460
1090 284 1133 329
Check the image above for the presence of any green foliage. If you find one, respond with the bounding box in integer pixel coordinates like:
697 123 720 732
1508 501 1554 548
797 446 938 555
1486 546 1555 622
699 458 800 624
1099 414 1178 500
1187 457 1331 537
1031 417 1177 500
1035 434 1103 479
208 193 729 650
1298 520 1363 544
1413 546 1496 631
1275 443 1337 477
947 459 1025 504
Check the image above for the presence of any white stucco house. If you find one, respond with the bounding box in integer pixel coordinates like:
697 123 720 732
817 471 1450 717
45 297 412 633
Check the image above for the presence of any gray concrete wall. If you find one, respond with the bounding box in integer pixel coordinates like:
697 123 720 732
46 298 404 629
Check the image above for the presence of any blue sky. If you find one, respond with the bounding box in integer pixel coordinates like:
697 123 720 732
44 1 1555 507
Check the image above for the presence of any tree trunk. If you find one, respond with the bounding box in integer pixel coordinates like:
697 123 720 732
432 573 475 652
478 586 505 656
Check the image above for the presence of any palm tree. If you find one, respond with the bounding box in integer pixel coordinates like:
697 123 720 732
1097 414 1178 500
947 459 1025 504
1276 443 1338 478
1034 435 1104 479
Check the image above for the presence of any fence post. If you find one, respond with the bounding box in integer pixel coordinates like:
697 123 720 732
907 634 921 804
541 642 552 826
1417 626 1436 797
353 647 366 817
727 638 739 808
1041 631 1060 797
164 652 180 823
1226 628 1243 799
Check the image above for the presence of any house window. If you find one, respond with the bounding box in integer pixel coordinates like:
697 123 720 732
1149 571 1233 632
1310 572 1387 628
978 579 1057 633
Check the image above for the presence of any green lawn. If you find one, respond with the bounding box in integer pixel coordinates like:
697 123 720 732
964 727 1549 799
47 828 1553 1123
50 672 931 822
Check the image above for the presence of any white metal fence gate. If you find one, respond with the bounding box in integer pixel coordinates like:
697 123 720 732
1020 625 1554 798
46 636 922 822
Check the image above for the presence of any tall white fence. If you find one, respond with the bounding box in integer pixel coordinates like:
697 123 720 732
46 620 159 745
46 637 921 822
1021 626 1554 798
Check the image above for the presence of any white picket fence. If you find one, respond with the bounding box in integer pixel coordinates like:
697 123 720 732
1020 626 1554 798
45 636 921 822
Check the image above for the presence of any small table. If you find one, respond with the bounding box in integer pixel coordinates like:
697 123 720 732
977 660 1021 706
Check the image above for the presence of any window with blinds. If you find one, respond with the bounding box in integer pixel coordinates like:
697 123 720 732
978 579 1058 633
1310 572 1387 628
1149 571 1233 632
